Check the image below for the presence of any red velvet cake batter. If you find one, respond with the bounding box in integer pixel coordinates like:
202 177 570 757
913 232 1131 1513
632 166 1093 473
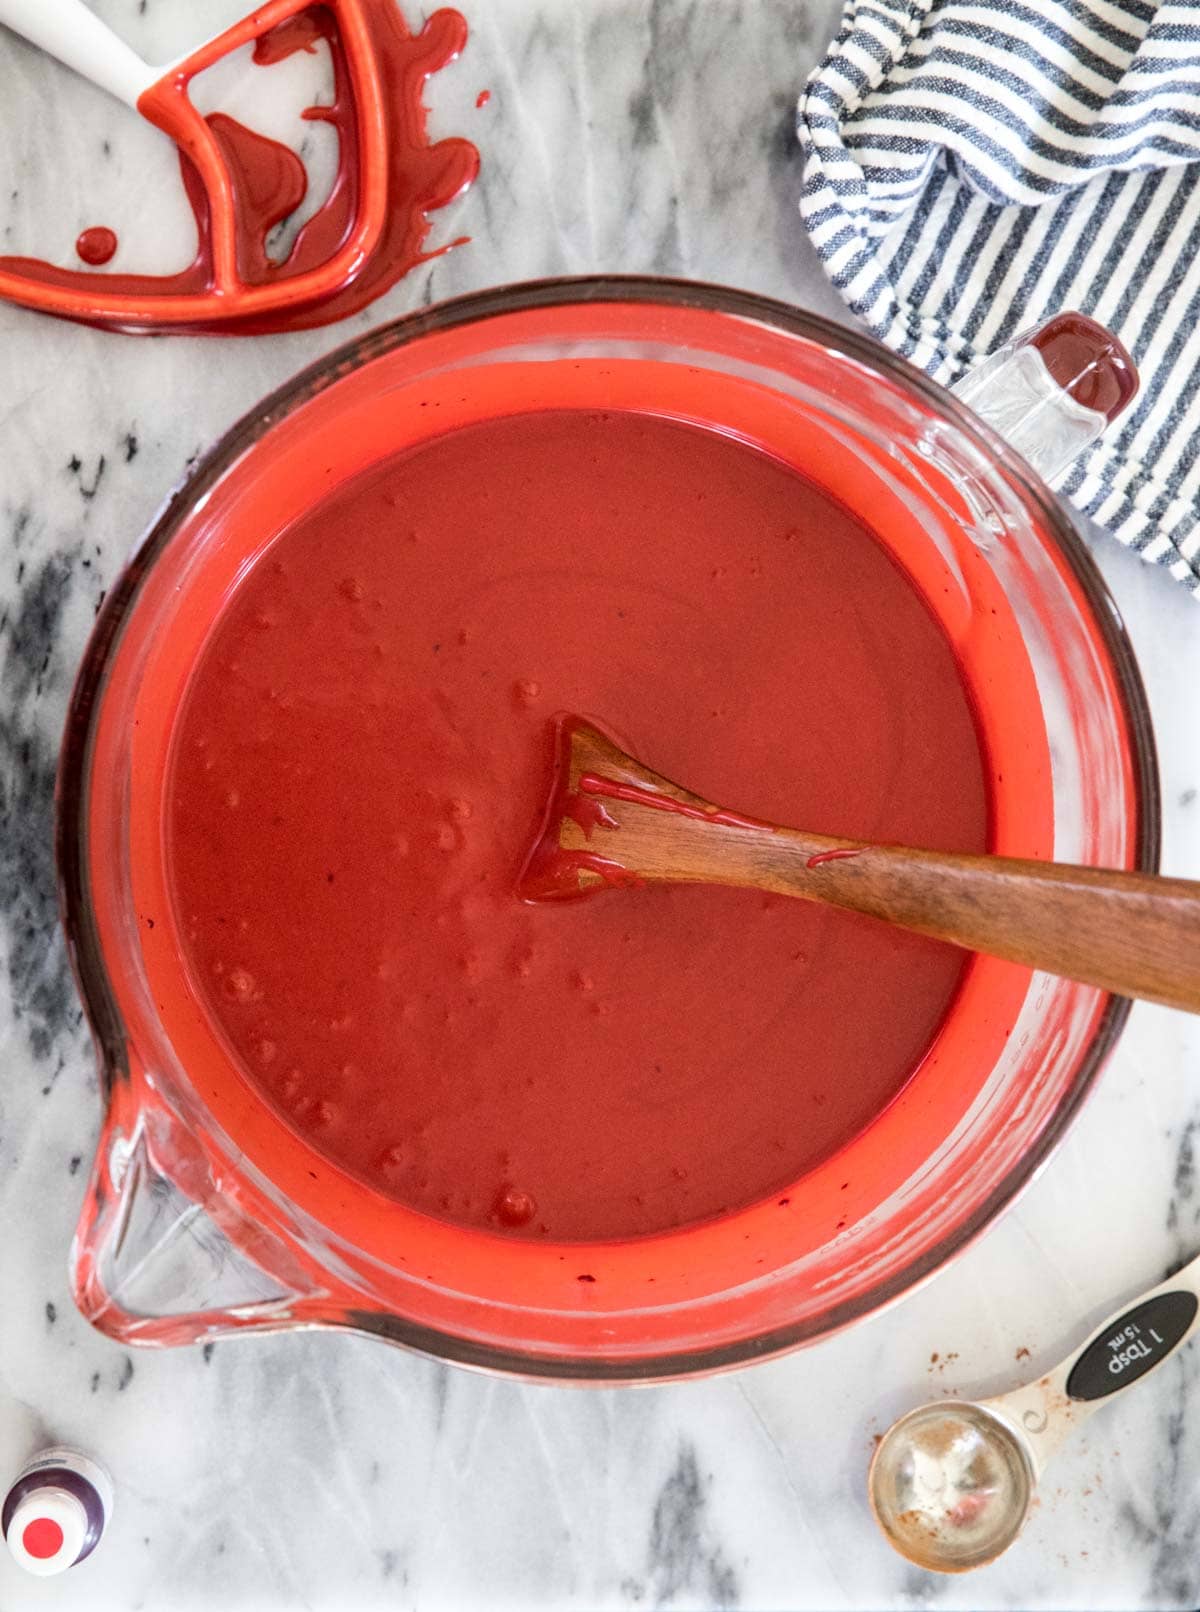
165 408 989 1240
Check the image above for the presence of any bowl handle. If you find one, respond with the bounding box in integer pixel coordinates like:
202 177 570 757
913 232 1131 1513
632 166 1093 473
71 1058 331 1347
951 312 1138 483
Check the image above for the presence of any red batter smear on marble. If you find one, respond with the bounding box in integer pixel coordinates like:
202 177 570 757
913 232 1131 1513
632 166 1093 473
166 410 988 1240
0 4 478 334
75 227 118 266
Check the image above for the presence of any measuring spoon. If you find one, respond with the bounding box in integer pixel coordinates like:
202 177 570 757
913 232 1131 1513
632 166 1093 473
868 1252 1200 1571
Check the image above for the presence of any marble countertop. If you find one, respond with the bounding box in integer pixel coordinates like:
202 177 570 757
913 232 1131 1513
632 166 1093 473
2 1 1200 1608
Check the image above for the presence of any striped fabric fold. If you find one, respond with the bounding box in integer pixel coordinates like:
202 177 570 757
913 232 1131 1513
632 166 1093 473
797 0 1200 593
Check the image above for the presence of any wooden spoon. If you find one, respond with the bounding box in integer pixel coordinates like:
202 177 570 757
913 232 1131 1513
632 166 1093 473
518 715 1200 1015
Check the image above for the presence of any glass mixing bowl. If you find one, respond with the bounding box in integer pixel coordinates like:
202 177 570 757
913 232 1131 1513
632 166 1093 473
57 277 1157 1380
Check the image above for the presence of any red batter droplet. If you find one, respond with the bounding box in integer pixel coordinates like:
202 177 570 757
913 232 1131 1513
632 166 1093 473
21 1518 64 1560
495 1185 537 1227
476 89 491 108
75 227 117 266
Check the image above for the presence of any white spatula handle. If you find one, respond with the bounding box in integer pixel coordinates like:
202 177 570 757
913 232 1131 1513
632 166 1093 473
0 0 158 108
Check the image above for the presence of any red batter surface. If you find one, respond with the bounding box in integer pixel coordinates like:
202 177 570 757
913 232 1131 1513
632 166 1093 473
165 409 989 1241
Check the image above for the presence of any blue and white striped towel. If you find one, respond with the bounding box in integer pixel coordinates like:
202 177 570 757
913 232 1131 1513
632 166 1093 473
797 0 1200 593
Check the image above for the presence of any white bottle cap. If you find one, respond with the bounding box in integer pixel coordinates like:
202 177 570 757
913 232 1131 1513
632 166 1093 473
5 1484 90 1576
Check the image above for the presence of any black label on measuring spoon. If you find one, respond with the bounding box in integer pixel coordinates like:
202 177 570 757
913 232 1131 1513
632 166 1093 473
1066 1290 1198 1402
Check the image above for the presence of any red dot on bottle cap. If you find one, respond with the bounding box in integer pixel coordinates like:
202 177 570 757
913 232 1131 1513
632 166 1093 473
21 1517 64 1560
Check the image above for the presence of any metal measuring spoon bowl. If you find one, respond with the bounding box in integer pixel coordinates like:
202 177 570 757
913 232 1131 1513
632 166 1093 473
869 1401 1035 1572
868 1249 1200 1573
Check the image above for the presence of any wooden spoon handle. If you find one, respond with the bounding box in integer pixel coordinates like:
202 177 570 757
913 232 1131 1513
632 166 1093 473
529 718 1200 1012
718 830 1200 1013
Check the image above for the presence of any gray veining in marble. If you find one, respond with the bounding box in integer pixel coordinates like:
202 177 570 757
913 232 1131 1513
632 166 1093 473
2 2 1200 1608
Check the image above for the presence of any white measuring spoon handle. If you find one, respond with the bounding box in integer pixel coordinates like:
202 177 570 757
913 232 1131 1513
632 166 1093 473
984 1250 1200 1477
0 0 159 109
